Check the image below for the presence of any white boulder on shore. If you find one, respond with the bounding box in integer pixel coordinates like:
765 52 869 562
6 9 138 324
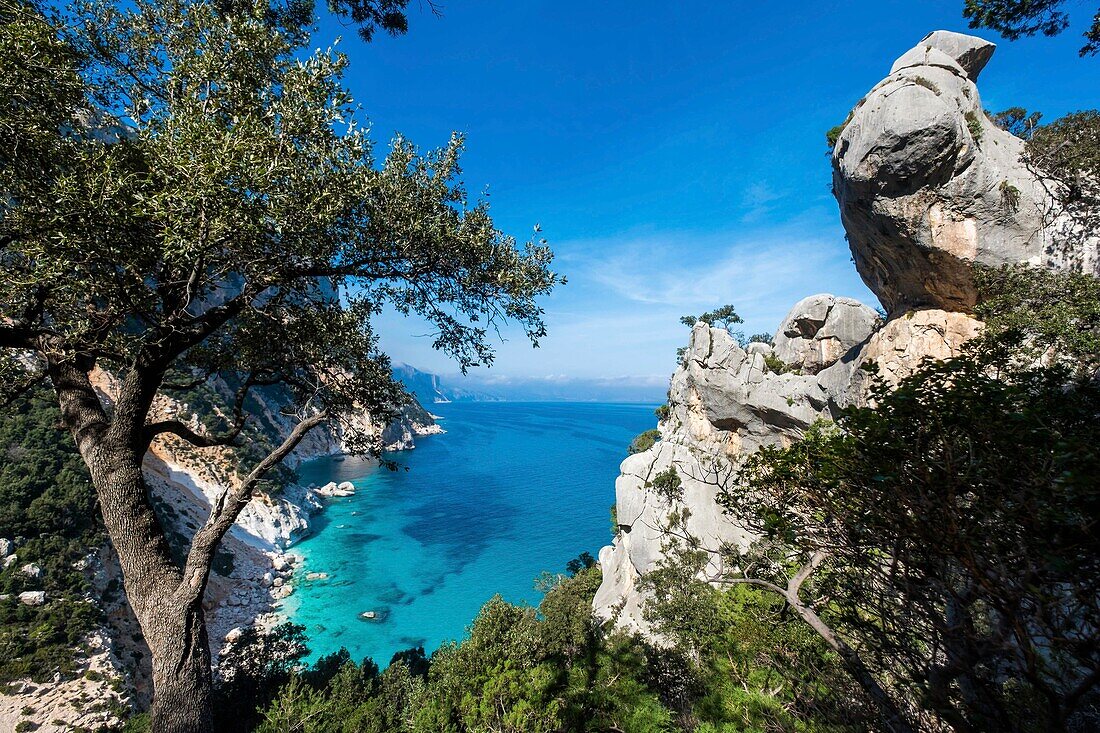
316 480 356 498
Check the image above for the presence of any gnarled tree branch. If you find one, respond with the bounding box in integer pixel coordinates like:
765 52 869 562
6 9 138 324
177 410 330 602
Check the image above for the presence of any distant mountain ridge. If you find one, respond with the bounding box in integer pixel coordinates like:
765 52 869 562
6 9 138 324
393 364 666 404
392 364 501 405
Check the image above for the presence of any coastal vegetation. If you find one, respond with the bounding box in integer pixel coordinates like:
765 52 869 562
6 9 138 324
620 195 1081 733
684 264 1100 732
151 559 870 733
628 429 662 455
0 387 103 685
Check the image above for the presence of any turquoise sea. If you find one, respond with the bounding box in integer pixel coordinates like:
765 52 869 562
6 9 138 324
283 401 657 666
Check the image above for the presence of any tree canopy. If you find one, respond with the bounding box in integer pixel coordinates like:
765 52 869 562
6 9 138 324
963 0 1100 56
0 0 559 727
1 0 558 453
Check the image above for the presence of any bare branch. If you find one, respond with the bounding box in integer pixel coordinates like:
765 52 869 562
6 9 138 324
142 419 242 449
177 410 330 601
713 576 789 597
789 550 827 597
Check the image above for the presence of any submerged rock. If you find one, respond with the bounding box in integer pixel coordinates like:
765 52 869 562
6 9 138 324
316 481 356 498
358 608 389 622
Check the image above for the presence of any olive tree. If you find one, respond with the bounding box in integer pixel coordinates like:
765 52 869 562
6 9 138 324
0 0 558 729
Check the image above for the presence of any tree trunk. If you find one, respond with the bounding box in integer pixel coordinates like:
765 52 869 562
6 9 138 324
49 359 217 731
145 596 215 732
89 449 217 732
48 359 324 731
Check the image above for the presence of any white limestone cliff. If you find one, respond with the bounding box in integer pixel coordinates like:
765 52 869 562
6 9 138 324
595 296 879 633
596 29 1092 635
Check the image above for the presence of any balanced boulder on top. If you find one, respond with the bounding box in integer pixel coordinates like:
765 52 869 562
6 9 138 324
832 30 1098 314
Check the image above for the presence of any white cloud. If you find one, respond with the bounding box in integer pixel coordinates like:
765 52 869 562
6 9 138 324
561 222 874 318
738 181 785 224
378 220 878 384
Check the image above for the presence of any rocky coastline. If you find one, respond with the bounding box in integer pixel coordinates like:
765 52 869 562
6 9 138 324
0 390 442 732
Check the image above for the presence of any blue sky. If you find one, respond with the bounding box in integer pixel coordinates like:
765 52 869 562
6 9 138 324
317 0 1099 394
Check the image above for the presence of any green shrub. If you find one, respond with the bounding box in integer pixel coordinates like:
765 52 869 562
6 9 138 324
255 563 675 733
748 332 773 345
990 107 1043 140
212 548 235 577
120 712 151 733
646 467 683 503
999 180 1021 210
826 122 847 150
640 542 870 731
0 388 103 683
629 429 661 455
966 110 984 141
762 353 789 374
912 75 940 94
826 103 861 151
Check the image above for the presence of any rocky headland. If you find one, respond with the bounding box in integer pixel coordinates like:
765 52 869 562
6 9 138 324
595 30 1099 634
